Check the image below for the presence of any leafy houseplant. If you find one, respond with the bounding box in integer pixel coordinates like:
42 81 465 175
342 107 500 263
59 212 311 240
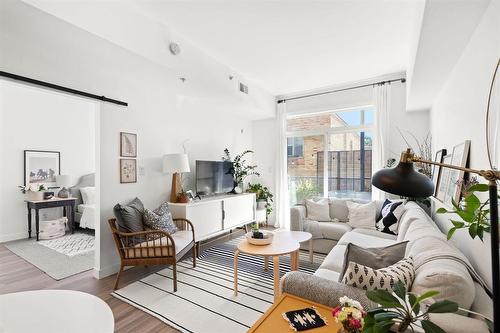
222 148 260 192
247 183 274 215
364 281 458 333
436 182 495 241
18 184 47 201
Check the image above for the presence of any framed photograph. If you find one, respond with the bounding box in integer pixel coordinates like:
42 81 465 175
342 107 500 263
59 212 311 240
447 140 471 205
120 132 137 157
120 159 137 183
436 154 452 203
432 149 447 197
24 150 60 188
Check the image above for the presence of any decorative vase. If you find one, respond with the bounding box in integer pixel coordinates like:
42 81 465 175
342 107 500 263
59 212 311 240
26 191 44 201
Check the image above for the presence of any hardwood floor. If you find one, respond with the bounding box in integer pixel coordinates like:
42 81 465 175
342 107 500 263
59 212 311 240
0 229 247 333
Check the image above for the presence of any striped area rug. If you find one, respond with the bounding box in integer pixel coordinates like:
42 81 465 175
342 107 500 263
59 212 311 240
112 236 325 333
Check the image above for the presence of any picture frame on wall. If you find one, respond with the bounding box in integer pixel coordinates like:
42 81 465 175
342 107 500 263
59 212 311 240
432 148 447 197
120 159 137 183
446 140 471 205
120 132 137 157
436 154 452 203
24 150 60 188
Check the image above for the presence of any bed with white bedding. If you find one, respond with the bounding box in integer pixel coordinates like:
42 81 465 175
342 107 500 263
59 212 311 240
69 174 95 230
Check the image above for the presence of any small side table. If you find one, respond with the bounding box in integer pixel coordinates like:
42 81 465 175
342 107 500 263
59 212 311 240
248 293 341 333
25 197 77 241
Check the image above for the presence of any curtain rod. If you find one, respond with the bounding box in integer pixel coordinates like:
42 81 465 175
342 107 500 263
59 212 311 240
0 71 128 107
276 77 406 104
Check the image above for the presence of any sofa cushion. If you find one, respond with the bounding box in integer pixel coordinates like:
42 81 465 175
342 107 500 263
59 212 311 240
113 197 145 234
342 257 415 291
305 198 330 221
346 201 377 229
376 199 405 235
397 201 431 241
338 231 396 248
329 199 351 222
406 235 475 309
351 228 397 240
318 222 352 240
338 241 409 282
319 244 347 272
125 230 193 259
314 268 341 282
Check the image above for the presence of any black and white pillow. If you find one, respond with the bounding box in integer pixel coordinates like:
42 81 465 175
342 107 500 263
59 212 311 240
341 257 415 292
376 199 405 235
144 202 177 234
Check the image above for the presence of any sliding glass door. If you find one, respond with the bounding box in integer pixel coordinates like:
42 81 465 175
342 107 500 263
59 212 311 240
286 107 373 204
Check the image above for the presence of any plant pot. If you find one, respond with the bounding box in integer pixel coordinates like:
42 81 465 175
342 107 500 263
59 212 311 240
26 191 44 201
177 195 190 203
256 200 267 209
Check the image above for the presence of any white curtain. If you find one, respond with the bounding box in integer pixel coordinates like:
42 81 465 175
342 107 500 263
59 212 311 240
275 101 290 229
372 83 391 200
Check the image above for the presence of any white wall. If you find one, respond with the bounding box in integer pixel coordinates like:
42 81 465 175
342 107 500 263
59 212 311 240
0 81 96 242
430 0 500 288
0 0 256 277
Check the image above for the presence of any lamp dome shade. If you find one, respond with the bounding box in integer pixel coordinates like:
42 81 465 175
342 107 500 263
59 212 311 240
372 161 434 198
162 153 190 173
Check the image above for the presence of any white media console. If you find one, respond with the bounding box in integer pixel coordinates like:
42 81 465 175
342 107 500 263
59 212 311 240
168 193 256 242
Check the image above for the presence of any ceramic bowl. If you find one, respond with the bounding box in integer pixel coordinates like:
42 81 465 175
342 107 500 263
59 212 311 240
245 231 274 246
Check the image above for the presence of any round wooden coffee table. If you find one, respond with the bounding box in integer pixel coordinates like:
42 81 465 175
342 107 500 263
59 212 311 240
274 230 313 263
234 236 300 301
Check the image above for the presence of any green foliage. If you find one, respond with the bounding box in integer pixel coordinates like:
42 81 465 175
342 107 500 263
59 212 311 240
222 148 260 184
436 184 494 241
364 281 458 333
247 183 274 215
295 178 319 202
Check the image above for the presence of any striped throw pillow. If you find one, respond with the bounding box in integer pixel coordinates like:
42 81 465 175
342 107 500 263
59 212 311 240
341 257 415 291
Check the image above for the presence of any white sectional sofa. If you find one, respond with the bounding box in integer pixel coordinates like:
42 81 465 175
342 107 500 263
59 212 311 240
283 200 492 333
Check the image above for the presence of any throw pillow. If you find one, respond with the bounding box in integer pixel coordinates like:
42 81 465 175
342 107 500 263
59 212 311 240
80 186 95 205
113 197 145 234
143 202 178 234
376 199 405 235
338 241 409 282
305 199 330 221
341 257 415 292
346 201 377 229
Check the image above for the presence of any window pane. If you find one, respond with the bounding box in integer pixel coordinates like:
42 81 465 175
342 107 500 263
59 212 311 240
327 131 372 199
287 135 323 205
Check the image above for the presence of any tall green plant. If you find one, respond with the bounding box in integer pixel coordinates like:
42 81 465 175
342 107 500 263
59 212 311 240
222 148 260 184
247 182 274 215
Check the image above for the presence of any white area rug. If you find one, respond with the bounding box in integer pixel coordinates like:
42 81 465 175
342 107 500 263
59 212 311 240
112 237 325 333
39 233 95 256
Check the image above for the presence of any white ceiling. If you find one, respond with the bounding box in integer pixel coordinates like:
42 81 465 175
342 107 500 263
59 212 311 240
132 0 424 95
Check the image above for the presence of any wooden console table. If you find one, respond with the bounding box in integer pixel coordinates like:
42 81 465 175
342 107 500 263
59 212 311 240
25 197 76 241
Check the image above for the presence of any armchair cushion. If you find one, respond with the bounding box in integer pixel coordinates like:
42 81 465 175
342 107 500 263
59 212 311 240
125 230 193 259
113 197 145 234
144 202 177 234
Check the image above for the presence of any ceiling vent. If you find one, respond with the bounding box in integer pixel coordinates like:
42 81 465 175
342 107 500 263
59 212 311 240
239 82 248 94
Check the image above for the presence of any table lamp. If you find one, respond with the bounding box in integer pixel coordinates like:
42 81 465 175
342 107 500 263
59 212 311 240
372 148 500 332
56 175 72 198
163 153 190 203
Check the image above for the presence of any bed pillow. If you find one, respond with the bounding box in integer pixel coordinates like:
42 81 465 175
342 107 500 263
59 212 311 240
113 197 145 234
80 186 96 205
346 201 377 229
338 241 409 282
376 199 405 235
305 199 330 221
342 257 415 291
144 202 178 234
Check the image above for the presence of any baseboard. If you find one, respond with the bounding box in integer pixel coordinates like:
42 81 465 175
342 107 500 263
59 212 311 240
93 262 132 279
0 232 27 243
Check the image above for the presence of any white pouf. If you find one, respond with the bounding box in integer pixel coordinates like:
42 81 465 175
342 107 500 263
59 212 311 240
39 217 67 240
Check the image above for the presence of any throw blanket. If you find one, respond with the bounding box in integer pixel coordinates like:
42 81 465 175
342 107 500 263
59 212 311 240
303 218 340 239
79 204 95 229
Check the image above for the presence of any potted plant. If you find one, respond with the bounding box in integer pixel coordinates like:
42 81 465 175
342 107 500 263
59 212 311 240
332 296 367 333
222 148 260 193
19 184 46 201
247 182 274 215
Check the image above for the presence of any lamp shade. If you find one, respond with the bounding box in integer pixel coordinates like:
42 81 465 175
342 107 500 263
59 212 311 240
372 161 434 198
56 175 72 187
162 153 190 173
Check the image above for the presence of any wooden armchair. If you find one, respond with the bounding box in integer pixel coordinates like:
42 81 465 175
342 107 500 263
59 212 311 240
108 218 196 292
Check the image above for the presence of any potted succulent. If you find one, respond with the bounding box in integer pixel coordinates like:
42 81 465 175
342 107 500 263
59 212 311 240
222 148 260 193
19 184 47 201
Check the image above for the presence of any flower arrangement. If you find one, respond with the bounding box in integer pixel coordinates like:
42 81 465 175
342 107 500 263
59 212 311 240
331 296 366 333
18 184 46 193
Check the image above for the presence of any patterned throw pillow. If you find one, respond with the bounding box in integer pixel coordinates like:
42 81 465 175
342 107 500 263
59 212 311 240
341 257 415 292
143 202 177 234
376 199 405 235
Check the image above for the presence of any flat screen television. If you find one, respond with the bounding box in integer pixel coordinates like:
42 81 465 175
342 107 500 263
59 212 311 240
195 160 234 196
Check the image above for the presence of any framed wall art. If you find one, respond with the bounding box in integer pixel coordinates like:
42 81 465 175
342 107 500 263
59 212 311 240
447 140 471 205
24 150 60 188
120 132 137 157
436 154 452 203
432 148 447 197
120 159 137 183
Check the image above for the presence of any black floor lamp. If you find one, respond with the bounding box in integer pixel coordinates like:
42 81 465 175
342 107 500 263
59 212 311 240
372 148 500 333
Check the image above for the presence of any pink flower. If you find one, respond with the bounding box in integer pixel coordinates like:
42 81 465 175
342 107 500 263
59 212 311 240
332 306 341 317
349 318 362 329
